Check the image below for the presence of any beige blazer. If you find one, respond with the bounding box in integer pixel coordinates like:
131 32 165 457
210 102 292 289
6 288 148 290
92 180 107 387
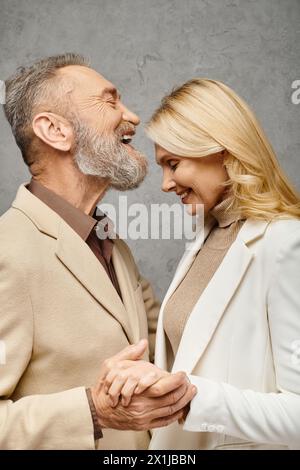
0 184 159 450
150 217 300 450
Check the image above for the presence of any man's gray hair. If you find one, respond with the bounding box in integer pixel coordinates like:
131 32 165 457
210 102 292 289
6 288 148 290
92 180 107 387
3 52 89 165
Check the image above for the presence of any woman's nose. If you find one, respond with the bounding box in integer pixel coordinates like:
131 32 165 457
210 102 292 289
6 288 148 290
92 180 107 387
161 174 176 193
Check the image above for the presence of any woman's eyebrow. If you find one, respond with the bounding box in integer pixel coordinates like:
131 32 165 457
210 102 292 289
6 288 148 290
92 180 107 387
156 154 171 165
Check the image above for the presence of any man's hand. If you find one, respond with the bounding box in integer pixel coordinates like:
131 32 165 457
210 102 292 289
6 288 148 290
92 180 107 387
91 371 197 431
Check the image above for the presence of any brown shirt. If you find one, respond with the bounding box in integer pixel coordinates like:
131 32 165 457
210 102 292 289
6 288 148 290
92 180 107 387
163 197 245 369
27 178 121 440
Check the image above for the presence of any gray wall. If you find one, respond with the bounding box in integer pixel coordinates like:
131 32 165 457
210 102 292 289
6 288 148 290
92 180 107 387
0 0 299 300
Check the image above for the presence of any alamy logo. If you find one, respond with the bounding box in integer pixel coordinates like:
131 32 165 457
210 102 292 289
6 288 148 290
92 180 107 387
95 197 205 250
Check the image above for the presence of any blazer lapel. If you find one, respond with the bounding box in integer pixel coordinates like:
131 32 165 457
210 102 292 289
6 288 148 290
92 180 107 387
56 220 134 344
171 219 270 374
12 183 59 238
166 216 216 304
155 217 216 369
112 243 141 344
13 184 136 343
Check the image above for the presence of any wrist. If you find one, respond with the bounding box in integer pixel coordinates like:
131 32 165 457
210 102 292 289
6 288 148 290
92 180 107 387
86 387 105 439
90 386 108 430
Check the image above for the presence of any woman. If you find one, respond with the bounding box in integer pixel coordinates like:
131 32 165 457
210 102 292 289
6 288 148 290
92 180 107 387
143 79 300 450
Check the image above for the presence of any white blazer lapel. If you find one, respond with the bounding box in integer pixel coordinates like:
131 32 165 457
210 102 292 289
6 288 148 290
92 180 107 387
155 217 216 369
172 219 269 373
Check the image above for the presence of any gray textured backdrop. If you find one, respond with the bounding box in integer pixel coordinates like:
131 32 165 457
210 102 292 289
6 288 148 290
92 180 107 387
0 0 299 300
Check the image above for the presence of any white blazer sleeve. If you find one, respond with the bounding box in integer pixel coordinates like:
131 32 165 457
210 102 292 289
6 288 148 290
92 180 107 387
183 227 300 449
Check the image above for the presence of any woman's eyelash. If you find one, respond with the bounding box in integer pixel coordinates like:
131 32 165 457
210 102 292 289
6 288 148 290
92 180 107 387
169 161 178 170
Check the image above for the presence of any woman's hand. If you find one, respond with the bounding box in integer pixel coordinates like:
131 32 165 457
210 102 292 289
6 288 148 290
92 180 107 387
103 359 169 407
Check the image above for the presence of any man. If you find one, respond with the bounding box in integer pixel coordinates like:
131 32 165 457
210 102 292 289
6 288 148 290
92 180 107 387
0 53 195 449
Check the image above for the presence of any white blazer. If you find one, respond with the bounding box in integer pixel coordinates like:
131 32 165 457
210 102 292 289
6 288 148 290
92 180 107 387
150 218 300 450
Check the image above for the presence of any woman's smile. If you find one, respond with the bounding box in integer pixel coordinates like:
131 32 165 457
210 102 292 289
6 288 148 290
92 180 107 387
177 188 192 203
155 145 228 215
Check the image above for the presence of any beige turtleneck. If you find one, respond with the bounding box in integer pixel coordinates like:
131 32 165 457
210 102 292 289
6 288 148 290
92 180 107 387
163 197 245 369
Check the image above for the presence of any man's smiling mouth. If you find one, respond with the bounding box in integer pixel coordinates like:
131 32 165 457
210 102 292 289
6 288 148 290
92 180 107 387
120 127 136 145
121 134 133 144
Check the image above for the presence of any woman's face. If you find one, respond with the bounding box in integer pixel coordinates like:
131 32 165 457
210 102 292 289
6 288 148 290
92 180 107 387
155 144 229 216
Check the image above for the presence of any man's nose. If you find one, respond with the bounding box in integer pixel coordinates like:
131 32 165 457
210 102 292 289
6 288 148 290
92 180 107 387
121 104 140 126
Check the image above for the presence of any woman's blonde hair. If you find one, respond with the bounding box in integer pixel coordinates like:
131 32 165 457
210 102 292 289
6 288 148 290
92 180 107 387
146 79 300 220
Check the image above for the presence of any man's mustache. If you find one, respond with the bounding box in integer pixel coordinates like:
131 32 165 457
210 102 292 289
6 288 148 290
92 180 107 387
114 122 136 139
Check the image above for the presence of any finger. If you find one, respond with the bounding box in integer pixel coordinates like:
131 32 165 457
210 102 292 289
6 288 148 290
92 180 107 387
146 382 188 420
102 360 145 389
113 339 148 362
140 383 187 422
120 378 139 407
147 382 194 420
155 384 197 419
144 371 188 398
134 371 162 395
103 369 120 394
107 376 127 407
103 362 141 391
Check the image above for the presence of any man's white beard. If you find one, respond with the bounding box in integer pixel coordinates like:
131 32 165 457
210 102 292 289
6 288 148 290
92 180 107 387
72 119 148 190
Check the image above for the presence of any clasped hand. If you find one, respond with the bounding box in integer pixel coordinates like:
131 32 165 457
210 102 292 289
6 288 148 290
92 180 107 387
91 339 197 431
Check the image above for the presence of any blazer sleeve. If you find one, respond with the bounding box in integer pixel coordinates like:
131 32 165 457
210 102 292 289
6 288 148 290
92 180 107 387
0 255 95 450
183 226 300 449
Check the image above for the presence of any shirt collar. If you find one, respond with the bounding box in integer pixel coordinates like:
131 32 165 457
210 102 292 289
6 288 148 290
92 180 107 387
27 178 98 241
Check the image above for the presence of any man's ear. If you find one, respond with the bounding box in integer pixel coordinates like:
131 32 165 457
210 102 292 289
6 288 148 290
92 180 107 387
32 112 73 151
